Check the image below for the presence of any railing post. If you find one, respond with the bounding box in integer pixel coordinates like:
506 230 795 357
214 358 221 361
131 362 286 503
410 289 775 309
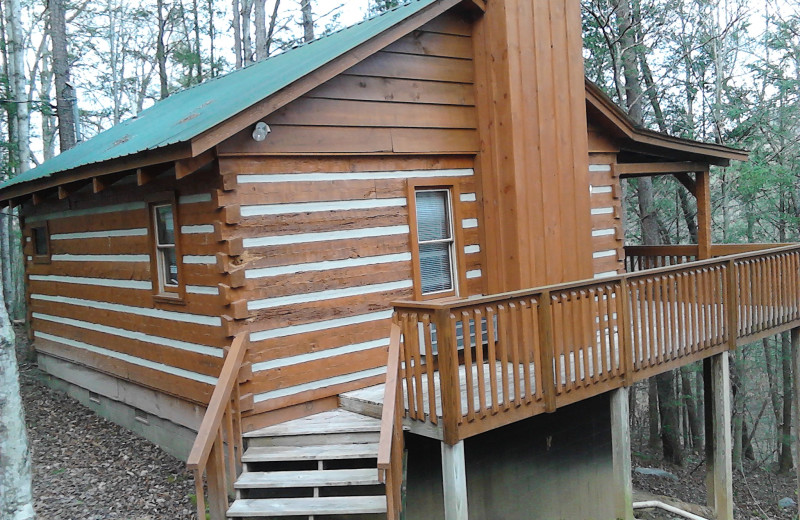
726 259 738 350
436 308 461 445
537 291 557 413
617 277 632 386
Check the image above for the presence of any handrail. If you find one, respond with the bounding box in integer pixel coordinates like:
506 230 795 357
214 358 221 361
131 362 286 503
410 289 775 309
394 244 800 312
377 322 404 519
390 244 800 445
187 332 249 520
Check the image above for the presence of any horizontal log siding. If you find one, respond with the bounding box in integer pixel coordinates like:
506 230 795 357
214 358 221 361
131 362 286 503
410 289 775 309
216 12 478 157
222 155 484 416
589 154 624 278
22 168 228 405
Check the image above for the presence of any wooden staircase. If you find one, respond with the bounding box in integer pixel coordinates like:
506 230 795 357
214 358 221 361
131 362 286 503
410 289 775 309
226 409 389 519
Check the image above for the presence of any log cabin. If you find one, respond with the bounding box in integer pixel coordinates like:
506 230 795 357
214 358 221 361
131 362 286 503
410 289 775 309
2 0 799 518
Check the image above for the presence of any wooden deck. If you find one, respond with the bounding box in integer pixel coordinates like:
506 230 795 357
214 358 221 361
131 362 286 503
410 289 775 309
367 245 800 444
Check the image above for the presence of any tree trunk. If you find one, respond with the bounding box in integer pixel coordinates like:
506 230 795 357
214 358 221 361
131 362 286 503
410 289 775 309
6 0 30 172
266 0 281 56
156 0 169 98
232 0 242 68
192 0 202 81
648 378 660 449
253 0 267 61
50 0 76 151
241 0 254 64
764 336 782 462
300 0 314 42
0 276 34 520
656 371 684 465
779 332 794 472
208 0 216 76
681 365 702 448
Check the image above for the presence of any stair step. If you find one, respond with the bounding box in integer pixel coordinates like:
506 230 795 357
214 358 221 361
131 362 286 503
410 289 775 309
242 443 379 463
227 496 388 517
245 410 381 439
236 468 381 489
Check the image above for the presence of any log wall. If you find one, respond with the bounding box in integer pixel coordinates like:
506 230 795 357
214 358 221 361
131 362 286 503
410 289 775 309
23 167 229 406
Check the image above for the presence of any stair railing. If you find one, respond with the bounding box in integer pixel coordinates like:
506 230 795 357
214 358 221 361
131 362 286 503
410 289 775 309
187 332 249 520
378 322 405 520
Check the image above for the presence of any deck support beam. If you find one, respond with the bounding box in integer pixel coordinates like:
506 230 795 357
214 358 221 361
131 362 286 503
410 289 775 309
704 352 733 520
792 328 800 513
610 388 634 520
441 440 469 520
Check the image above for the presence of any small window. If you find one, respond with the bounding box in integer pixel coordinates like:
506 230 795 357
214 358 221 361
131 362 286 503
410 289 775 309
415 189 456 296
149 198 184 302
31 223 51 264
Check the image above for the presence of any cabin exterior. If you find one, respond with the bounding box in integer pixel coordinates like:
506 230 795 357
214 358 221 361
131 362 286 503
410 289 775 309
2 0 798 519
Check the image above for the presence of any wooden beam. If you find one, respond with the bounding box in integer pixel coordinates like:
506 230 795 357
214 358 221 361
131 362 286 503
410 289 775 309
704 353 733 520
696 169 711 260
92 171 132 193
461 0 486 13
137 164 171 186
674 172 696 195
611 387 634 520
616 162 708 177
175 148 216 180
58 186 70 200
441 441 469 520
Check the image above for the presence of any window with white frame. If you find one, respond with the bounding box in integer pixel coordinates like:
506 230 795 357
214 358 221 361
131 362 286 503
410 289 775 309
151 202 180 294
415 189 456 295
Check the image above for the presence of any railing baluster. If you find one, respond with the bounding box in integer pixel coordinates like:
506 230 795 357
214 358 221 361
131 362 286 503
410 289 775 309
519 301 534 403
422 315 438 424
400 313 417 421
538 291 557 413
508 303 522 406
473 309 488 417
461 310 477 421
497 304 512 408
410 314 426 421
486 306 500 415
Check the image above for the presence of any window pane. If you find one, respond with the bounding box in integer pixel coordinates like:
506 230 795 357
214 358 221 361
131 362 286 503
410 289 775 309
33 228 48 256
159 247 179 286
415 191 450 241
419 242 453 294
155 205 175 245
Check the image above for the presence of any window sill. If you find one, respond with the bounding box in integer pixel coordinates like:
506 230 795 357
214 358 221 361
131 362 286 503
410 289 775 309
153 293 186 306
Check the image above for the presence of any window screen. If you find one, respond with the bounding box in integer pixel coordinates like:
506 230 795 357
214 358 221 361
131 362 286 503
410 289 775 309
32 227 48 256
415 190 455 295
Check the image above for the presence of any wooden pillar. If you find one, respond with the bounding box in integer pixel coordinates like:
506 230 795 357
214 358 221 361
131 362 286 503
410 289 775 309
696 169 712 260
704 353 733 520
610 388 634 520
792 328 800 511
441 441 469 520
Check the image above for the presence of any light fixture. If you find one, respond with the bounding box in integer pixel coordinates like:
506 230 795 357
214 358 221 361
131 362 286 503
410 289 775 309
252 122 271 142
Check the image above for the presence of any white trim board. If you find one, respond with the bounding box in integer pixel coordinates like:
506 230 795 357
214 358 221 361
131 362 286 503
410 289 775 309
249 310 394 342
244 225 409 248
247 280 411 311
246 253 411 279
238 169 474 183
241 198 406 217
253 367 386 403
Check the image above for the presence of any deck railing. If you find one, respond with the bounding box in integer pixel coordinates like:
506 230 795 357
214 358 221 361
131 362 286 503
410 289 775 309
187 333 249 520
378 323 404 520
625 243 793 272
390 245 800 445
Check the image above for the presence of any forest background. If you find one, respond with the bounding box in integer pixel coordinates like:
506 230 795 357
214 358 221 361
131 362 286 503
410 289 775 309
2 0 800 498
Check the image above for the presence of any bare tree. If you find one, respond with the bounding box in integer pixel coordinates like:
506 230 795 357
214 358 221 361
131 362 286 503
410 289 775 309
156 0 170 98
254 0 267 60
232 0 242 68
300 0 313 42
50 0 76 151
0 274 34 520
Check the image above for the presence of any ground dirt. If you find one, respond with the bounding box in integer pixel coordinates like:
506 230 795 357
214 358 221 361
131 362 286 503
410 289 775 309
16 328 197 520
633 447 798 520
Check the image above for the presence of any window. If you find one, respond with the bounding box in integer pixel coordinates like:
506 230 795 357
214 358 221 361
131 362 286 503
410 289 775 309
30 223 51 264
416 190 455 295
148 197 184 302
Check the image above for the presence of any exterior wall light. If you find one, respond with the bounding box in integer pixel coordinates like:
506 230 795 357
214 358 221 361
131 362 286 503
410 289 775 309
252 122 271 142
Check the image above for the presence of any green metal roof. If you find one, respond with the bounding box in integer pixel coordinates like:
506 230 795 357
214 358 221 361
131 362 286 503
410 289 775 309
0 0 438 192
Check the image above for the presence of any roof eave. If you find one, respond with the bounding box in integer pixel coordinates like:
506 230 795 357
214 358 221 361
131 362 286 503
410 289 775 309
584 79 749 164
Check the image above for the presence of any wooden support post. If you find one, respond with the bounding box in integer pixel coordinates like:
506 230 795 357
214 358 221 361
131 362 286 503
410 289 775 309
441 440 469 520
696 169 712 260
436 308 461 446
610 387 634 520
704 353 733 520
792 328 800 512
